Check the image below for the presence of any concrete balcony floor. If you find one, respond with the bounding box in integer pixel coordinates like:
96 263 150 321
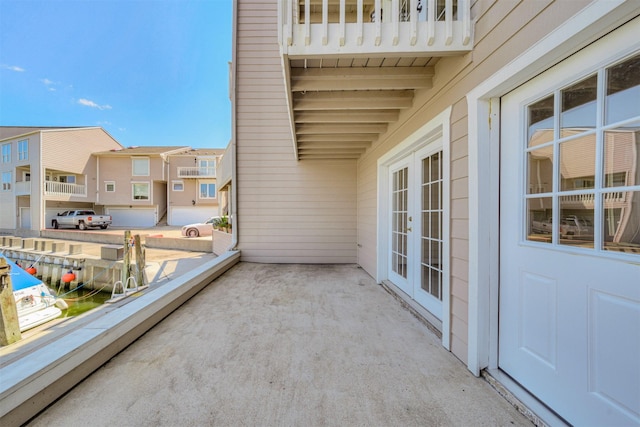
27 263 531 426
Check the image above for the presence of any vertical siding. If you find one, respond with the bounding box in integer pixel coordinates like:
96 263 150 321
356 0 592 363
236 1 358 263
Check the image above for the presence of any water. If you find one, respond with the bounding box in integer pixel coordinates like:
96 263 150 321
56 287 111 318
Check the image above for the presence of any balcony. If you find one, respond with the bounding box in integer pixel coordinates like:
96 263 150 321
278 0 474 160
44 180 87 197
177 167 217 179
14 181 31 196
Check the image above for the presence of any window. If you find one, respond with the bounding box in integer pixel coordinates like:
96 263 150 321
525 53 640 254
59 175 76 184
2 171 11 191
199 182 216 199
198 158 216 176
1 143 10 163
132 157 150 176
132 182 150 200
105 181 115 192
172 181 184 191
17 139 28 161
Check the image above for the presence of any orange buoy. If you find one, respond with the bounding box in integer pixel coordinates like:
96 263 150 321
62 270 76 283
26 266 37 275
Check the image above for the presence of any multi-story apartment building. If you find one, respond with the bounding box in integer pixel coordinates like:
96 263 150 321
0 127 122 234
223 1 640 425
0 127 224 232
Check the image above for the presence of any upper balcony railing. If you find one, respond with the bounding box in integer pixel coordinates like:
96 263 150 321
279 0 473 57
177 166 217 179
45 181 87 197
14 181 31 196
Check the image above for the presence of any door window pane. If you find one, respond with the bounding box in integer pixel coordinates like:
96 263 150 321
561 74 597 137
606 54 640 124
527 197 553 243
603 191 640 252
559 196 594 248
392 167 409 278
559 135 596 191
528 95 554 146
604 123 639 188
527 146 554 194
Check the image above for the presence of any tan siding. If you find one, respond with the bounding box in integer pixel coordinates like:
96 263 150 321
354 0 592 362
236 1 357 263
41 128 120 173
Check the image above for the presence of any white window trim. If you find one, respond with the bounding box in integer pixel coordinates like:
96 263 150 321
1 143 10 163
131 181 150 201
465 2 640 377
17 139 28 161
376 106 452 350
172 180 184 191
105 181 116 192
198 180 216 199
132 157 150 176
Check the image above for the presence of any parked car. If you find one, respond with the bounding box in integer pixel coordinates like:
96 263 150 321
181 217 219 238
52 210 112 230
531 215 593 238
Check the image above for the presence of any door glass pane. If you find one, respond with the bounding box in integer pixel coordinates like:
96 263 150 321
559 196 594 248
392 167 408 278
603 190 640 252
604 123 639 188
561 74 597 137
527 197 553 243
527 146 554 194
606 53 640 124
528 95 554 146
421 152 443 301
560 135 595 191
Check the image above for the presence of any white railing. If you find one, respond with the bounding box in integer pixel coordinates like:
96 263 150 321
14 181 31 196
279 0 472 56
562 192 627 205
45 181 86 197
177 167 216 178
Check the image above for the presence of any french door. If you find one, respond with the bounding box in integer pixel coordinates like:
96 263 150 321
389 144 445 319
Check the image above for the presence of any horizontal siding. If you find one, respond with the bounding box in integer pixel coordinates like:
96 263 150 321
355 0 593 363
236 1 357 264
42 128 121 173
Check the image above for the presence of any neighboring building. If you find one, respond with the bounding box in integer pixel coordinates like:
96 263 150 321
166 148 225 225
0 127 123 234
224 1 640 425
1 127 225 231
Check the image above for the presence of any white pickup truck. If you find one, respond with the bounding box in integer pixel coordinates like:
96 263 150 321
51 210 112 230
531 215 593 238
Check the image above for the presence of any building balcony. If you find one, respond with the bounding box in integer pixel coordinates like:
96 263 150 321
14 181 31 196
279 0 472 57
44 181 87 197
177 167 217 179
277 0 474 160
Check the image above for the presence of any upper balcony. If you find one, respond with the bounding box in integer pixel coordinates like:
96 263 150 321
177 166 217 179
279 0 472 57
277 0 474 160
44 181 87 198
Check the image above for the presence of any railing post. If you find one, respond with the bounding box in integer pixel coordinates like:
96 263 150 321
410 0 417 45
445 0 453 45
305 0 311 45
374 0 381 45
392 0 399 45
427 0 435 45
461 0 471 46
322 0 329 45
357 0 363 45
339 0 346 46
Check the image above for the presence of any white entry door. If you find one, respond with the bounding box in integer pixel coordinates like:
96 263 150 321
389 143 446 319
499 33 640 426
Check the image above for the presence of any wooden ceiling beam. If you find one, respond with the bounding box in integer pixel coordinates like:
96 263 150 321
293 90 413 110
294 109 400 123
291 67 434 91
296 123 387 134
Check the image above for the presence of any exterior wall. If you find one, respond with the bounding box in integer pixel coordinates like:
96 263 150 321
356 0 591 364
235 1 358 263
41 128 121 174
97 155 164 206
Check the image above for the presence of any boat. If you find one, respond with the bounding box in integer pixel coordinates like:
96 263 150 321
1 254 65 332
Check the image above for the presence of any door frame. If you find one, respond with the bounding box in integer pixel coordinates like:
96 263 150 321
465 0 640 377
377 106 451 349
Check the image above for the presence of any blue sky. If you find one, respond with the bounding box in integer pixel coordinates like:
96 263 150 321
0 0 232 149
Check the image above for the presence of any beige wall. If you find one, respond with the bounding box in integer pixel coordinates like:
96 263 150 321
97 155 165 206
167 155 218 207
355 0 591 363
235 1 358 263
42 128 120 174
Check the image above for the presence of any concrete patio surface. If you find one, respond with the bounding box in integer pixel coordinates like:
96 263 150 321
26 263 531 426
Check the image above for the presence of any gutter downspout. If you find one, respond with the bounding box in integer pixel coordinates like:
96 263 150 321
228 0 239 252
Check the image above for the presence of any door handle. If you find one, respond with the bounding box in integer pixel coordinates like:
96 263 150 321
406 227 412 232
